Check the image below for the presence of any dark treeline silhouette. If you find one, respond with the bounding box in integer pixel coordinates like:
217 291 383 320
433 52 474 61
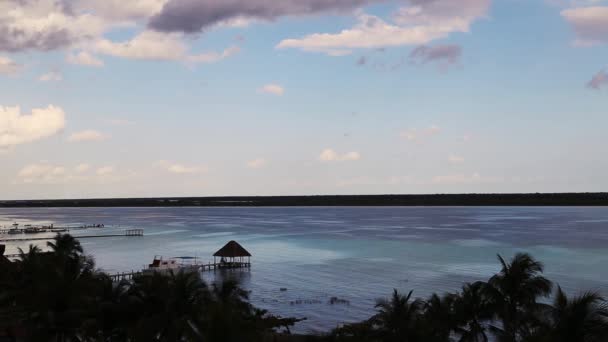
0 234 302 342
329 253 608 342
1 235 607 342
1 193 607 208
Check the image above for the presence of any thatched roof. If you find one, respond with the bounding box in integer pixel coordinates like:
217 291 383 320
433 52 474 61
213 240 251 257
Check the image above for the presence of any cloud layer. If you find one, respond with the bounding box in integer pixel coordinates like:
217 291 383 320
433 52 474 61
67 51 104 67
561 6 608 46
319 148 361 162
247 158 267 169
587 69 608 89
0 105 66 148
157 160 207 174
148 0 382 33
400 125 441 142
258 84 285 96
277 0 489 55
67 130 108 142
0 0 240 65
0 56 22 75
39 71 63 82
409 44 462 67
17 162 120 184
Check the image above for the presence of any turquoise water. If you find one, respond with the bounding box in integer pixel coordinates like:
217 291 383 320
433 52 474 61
1 207 607 333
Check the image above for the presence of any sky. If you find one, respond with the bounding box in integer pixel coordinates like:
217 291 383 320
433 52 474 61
0 0 607 199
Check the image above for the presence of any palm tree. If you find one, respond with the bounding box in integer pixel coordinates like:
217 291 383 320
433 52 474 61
47 233 83 260
128 270 209 341
81 276 134 341
371 289 424 342
484 253 553 342
453 281 492 342
0 235 104 341
421 292 457 341
535 286 608 342
18 244 42 261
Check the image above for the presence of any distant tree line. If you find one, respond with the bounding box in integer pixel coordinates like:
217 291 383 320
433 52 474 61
1 193 607 207
1 234 607 342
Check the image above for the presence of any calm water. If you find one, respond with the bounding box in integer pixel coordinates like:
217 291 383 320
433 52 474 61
1 207 607 333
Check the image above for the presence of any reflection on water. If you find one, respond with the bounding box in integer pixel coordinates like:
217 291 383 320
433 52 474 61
1 206 607 333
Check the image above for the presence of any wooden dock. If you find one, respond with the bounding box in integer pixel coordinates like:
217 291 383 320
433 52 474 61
108 262 251 283
0 224 114 235
0 229 143 243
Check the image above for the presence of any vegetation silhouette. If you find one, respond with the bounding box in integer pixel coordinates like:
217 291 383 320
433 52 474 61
330 253 608 342
0 234 607 341
0 234 302 342
1 193 607 208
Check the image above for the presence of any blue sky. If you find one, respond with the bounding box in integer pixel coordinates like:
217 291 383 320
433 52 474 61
0 0 607 199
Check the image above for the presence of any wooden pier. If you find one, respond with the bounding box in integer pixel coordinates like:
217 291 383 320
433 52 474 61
0 224 114 235
108 262 251 283
0 229 143 243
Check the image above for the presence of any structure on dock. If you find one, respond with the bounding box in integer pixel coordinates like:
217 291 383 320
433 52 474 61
213 240 252 267
109 240 252 282
125 229 144 236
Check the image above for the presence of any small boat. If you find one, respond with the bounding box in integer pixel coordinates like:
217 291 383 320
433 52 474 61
7 228 21 235
24 227 43 234
51 228 68 233
144 256 200 275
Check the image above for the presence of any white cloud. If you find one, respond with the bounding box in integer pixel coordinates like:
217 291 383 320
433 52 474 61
94 30 240 63
448 154 465 164
247 158 266 169
0 0 237 67
0 105 66 148
561 6 608 45
0 0 107 52
66 51 104 67
15 162 119 184
73 0 169 21
0 56 22 75
17 163 68 184
400 125 441 142
75 163 91 173
186 45 241 64
106 118 135 126
96 166 114 176
157 160 207 174
167 164 201 174
277 0 489 55
336 175 415 187
38 71 62 82
67 129 108 142
432 173 503 185
258 84 285 96
319 148 361 162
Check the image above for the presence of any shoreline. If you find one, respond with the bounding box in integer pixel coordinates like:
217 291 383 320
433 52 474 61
1 192 607 207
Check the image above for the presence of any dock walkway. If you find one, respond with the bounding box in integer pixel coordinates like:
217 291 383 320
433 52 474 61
108 262 251 282
0 229 143 243
0 224 115 235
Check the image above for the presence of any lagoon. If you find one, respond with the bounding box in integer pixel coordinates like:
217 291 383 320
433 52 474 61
1 206 607 333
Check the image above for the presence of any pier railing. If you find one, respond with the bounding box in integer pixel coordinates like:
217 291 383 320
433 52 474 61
0 229 144 243
108 262 251 282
